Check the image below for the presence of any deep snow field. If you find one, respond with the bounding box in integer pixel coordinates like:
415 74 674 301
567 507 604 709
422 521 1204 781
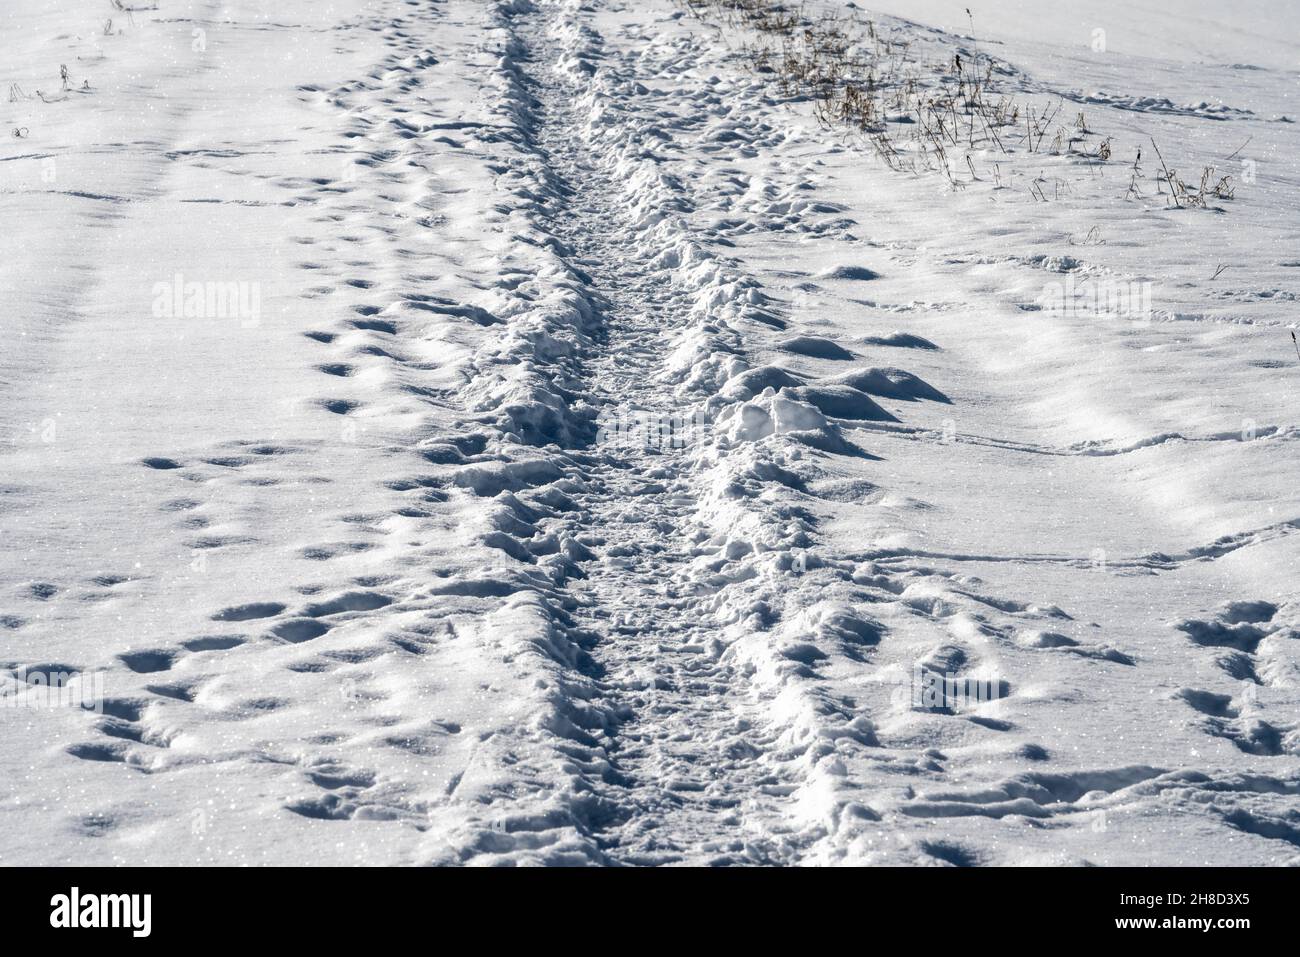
2 0 1299 866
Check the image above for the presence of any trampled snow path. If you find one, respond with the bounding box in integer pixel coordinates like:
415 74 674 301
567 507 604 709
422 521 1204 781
513 8 816 862
3 0 1300 866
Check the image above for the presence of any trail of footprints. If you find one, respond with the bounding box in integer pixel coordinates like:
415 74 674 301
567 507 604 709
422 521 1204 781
43 570 455 823
475 2 1158 864
20 412 443 815
53 588 395 766
9 0 1297 862
1175 600 1299 757
43 5 501 814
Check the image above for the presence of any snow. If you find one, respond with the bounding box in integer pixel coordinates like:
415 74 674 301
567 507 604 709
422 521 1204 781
1 0 1298 865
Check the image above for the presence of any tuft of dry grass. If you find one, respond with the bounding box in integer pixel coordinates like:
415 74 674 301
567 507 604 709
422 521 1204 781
677 0 1234 209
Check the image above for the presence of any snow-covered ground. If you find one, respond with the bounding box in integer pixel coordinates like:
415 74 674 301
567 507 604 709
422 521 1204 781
2 0 1298 866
